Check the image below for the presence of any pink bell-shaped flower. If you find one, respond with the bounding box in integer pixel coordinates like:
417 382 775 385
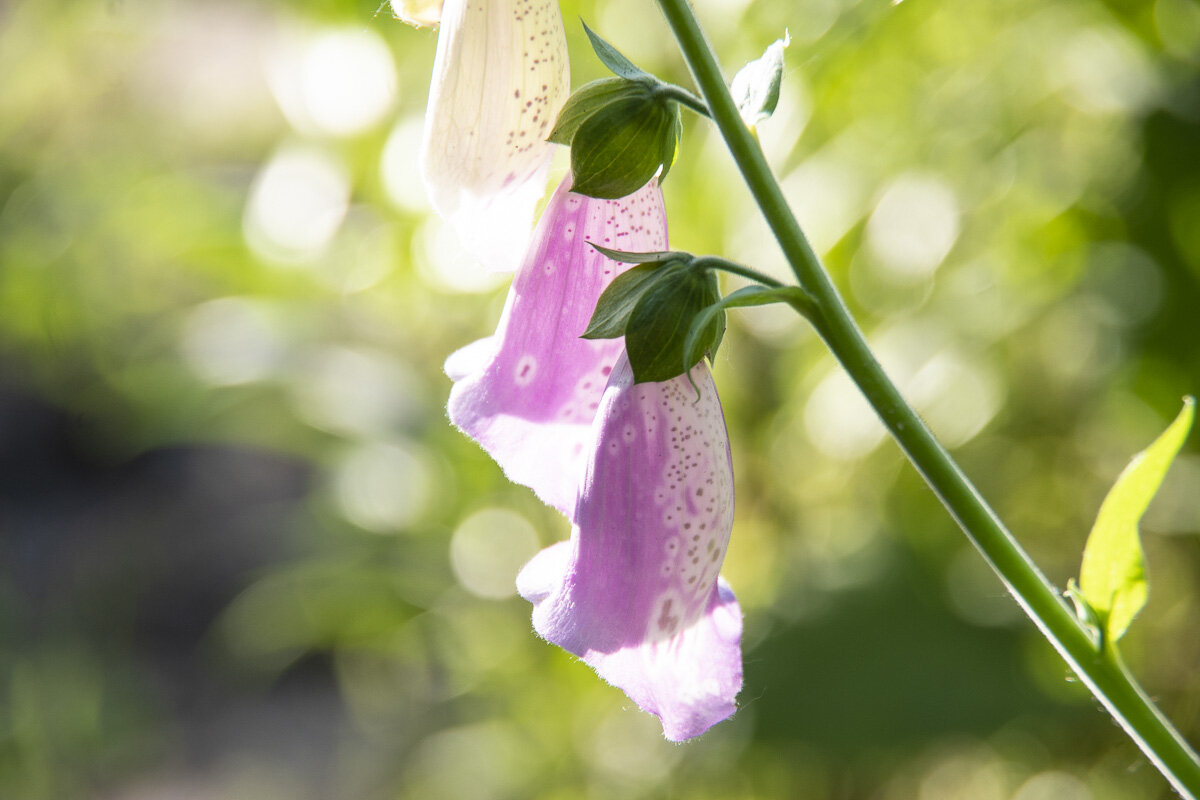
445 176 668 515
517 354 743 741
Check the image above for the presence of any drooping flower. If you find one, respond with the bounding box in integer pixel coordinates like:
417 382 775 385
443 163 740 739
445 176 668 515
517 354 743 741
420 0 570 271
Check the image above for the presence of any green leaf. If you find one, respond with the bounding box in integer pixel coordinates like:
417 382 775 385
581 260 681 340
1078 397 1195 645
625 266 721 383
570 95 676 199
547 78 647 146
730 33 789 127
582 20 650 81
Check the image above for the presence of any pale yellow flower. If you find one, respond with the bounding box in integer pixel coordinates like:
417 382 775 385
420 0 569 271
390 0 443 28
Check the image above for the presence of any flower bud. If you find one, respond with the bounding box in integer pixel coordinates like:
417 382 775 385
547 25 683 200
583 253 724 384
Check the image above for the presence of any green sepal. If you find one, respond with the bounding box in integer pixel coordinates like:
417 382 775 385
658 102 683 184
586 243 690 264
1078 397 1195 646
547 78 649 146
681 284 806 371
582 20 650 81
581 260 681 340
730 33 789 127
555 23 683 198
570 94 678 199
625 266 721 383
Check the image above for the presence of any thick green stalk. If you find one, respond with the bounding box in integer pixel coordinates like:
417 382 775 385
653 0 1200 795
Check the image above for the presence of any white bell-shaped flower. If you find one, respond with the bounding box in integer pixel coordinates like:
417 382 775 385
419 0 569 271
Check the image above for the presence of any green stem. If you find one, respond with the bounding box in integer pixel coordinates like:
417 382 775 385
690 256 784 288
654 83 711 117
653 0 1200 795
691 255 820 320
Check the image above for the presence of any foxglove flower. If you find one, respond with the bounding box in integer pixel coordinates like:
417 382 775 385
445 176 667 515
517 354 743 741
420 0 569 271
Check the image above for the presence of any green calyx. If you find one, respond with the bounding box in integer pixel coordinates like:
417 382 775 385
584 246 813 386
546 24 686 199
582 251 721 383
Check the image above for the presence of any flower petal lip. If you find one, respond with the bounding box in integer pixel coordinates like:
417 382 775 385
390 0 444 27
446 177 668 516
421 0 569 271
518 354 743 741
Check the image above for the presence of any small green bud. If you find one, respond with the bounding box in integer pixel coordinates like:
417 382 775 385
568 93 681 199
582 250 724 384
624 265 721 383
548 23 685 199
547 78 648 147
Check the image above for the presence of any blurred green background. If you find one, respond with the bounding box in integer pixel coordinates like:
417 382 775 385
1 0 1199 797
